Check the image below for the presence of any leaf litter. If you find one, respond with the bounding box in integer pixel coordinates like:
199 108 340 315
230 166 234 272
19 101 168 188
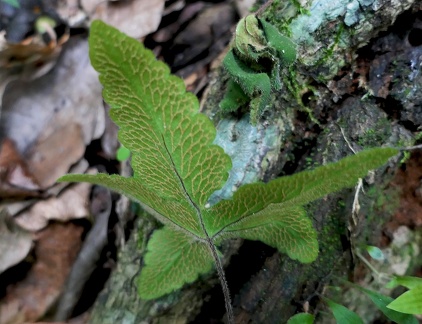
0 0 169 322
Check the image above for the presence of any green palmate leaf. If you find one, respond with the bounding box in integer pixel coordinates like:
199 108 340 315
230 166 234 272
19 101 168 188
58 20 399 308
387 285 422 315
59 20 232 299
287 313 315 324
220 206 318 263
209 147 398 234
325 298 364 324
86 20 231 236
58 174 205 235
357 286 418 324
138 227 214 299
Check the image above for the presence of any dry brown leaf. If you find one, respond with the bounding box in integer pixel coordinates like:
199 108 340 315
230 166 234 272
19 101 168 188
234 0 256 17
2 159 90 219
0 222 84 324
82 0 165 39
0 210 33 274
171 3 235 79
0 138 40 198
26 123 85 189
0 37 104 155
0 30 70 99
14 175 95 231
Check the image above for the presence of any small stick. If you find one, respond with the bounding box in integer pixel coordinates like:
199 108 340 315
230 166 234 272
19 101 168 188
255 0 275 16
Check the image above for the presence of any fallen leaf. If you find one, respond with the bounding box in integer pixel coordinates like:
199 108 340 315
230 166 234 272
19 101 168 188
0 22 70 99
0 37 104 155
3 159 89 218
14 171 95 231
0 138 40 198
0 210 33 274
82 0 164 39
152 2 206 43
172 3 235 69
0 222 84 324
26 123 85 189
234 0 256 17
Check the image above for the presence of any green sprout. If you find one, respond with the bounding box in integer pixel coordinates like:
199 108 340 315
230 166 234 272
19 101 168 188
220 15 297 124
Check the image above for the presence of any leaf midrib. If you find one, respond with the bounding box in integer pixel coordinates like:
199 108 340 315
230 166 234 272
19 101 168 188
211 207 265 240
161 134 210 243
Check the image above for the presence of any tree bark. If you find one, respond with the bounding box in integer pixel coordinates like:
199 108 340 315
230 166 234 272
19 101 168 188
90 0 421 323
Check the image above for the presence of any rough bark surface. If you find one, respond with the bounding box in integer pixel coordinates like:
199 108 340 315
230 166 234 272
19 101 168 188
90 0 421 323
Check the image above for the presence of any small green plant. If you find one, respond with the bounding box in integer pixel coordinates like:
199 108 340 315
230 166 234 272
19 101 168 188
220 15 297 124
324 297 364 324
287 279 421 324
316 247 421 324
347 283 420 323
287 312 315 324
386 275 422 315
58 21 399 323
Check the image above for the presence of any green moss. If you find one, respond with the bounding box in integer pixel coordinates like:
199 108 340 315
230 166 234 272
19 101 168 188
361 184 400 244
262 0 303 37
315 22 345 67
337 199 346 208
367 185 399 212
357 118 391 149
281 65 320 124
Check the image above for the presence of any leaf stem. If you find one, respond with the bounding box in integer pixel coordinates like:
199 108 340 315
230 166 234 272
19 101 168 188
161 135 234 322
207 240 234 324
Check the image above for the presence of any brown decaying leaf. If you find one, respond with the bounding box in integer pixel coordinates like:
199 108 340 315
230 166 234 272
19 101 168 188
152 2 206 43
26 123 86 190
14 175 94 231
0 138 40 198
0 222 84 324
172 3 235 70
0 210 33 274
81 0 165 39
0 37 104 155
0 30 70 97
234 0 256 17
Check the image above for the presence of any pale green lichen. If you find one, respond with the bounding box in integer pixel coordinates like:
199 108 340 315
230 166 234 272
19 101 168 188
208 115 286 204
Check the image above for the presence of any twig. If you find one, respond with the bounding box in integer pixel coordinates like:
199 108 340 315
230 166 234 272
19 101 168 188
338 125 356 154
398 143 422 151
255 0 275 16
355 250 391 283
351 179 362 226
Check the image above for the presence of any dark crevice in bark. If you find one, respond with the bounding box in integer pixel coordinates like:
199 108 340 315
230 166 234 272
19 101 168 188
193 241 275 324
